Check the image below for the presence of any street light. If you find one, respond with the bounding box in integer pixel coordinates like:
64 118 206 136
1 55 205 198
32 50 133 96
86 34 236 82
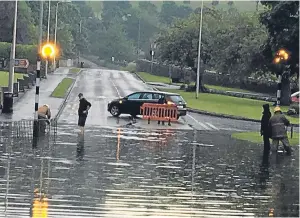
273 48 290 106
196 0 204 99
78 17 93 65
53 0 71 70
45 0 51 79
122 13 141 59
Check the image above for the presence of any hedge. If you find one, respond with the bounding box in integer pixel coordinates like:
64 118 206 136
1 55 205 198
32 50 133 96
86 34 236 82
0 42 37 64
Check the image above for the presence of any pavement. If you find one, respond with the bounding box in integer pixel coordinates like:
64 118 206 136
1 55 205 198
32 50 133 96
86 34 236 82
0 67 70 121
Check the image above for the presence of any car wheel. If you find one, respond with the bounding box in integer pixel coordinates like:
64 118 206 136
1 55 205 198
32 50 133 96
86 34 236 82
110 105 121 117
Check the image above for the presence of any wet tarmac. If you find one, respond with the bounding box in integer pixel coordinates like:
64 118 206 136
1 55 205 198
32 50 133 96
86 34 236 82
0 124 298 217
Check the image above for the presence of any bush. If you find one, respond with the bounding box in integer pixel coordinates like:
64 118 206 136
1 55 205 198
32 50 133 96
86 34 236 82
0 42 37 64
121 62 136 73
290 103 299 114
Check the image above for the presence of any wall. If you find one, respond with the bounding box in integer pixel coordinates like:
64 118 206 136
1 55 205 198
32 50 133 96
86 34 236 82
136 59 282 94
59 59 74 67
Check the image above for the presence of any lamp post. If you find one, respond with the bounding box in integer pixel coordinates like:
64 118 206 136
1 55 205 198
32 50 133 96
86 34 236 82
3 0 17 114
273 49 290 106
196 0 204 99
45 0 51 79
122 14 141 59
53 1 60 70
77 17 93 65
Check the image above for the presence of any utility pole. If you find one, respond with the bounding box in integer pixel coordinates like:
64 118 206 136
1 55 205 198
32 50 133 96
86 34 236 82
78 20 82 66
137 19 141 60
196 0 204 99
3 0 18 114
54 2 60 70
39 1 44 48
45 0 51 79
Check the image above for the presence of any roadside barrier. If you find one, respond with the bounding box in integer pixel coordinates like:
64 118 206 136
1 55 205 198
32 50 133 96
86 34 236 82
0 118 58 142
140 103 178 126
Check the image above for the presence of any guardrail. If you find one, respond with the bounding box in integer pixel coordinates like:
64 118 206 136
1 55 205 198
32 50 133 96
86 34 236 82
140 103 178 126
0 118 58 140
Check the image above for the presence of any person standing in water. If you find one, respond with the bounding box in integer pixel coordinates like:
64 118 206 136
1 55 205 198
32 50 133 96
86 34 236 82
78 93 91 135
260 104 272 152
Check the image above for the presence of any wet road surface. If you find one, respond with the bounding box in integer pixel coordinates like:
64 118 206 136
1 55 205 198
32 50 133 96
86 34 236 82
59 68 268 132
0 124 298 217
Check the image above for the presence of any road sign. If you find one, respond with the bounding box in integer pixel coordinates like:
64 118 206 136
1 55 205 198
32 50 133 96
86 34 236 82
14 59 29 68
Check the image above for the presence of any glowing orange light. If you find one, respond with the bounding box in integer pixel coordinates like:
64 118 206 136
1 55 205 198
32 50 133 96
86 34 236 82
41 43 56 59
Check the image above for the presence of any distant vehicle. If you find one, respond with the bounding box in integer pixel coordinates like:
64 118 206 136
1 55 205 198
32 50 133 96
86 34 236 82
107 91 187 119
291 91 300 103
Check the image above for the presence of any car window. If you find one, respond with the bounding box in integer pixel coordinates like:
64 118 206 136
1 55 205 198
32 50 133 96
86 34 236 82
168 95 185 104
141 93 153 99
127 93 142 100
153 93 163 99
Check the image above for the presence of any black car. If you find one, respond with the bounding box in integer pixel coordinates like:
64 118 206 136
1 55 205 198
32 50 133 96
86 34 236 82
107 91 187 119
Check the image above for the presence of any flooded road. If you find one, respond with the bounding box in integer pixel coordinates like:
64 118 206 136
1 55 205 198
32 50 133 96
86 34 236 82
0 124 298 217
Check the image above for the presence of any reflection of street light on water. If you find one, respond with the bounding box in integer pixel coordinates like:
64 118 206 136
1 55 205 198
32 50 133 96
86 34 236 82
117 128 121 161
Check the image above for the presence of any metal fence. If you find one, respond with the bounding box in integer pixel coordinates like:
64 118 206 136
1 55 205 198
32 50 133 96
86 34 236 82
0 119 58 141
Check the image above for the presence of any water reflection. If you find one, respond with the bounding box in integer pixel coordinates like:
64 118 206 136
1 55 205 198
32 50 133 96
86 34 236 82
0 125 298 217
76 135 85 161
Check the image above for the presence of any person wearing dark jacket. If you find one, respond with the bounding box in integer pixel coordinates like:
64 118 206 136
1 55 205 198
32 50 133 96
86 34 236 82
260 104 272 152
269 106 292 155
78 93 92 134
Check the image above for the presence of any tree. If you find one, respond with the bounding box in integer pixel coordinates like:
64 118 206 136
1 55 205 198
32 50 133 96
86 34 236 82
156 8 268 91
0 1 36 44
259 1 299 105
156 13 210 91
159 1 178 25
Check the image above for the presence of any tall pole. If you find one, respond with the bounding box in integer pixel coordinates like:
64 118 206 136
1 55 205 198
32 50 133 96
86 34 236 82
38 1 44 48
276 74 282 106
196 0 204 99
8 0 18 96
4 0 18 114
54 2 59 70
45 0 51 79
137 19 141 60
78 20 82 65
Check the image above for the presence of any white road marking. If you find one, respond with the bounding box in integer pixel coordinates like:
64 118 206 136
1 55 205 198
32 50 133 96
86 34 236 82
205 122 219 130
110 78 121 98
218 127 245 132
187 114 211 130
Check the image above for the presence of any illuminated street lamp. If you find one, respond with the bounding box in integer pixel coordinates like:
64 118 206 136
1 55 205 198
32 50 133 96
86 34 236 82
273 48 290 106
41 43 57 60
273 49 289 64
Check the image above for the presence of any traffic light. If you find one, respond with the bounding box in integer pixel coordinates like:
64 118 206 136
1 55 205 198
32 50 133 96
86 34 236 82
40 43 57 60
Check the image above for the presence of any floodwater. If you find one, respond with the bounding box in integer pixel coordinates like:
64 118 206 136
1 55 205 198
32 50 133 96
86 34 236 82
0 124 298 217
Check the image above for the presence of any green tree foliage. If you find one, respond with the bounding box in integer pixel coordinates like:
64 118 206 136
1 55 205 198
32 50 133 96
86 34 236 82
160 1 193 25
257 1 299 105
0 1 36 44
156 7 268 91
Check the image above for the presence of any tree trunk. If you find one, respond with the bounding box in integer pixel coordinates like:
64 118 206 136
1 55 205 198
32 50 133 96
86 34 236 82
281 76 291 106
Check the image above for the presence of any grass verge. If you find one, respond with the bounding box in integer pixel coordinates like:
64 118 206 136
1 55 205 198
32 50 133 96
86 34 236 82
232 131 299 146
69 68 81 74
137 71 259 93
137 72 171 84
161 89 299 125
51 78 74 98
0 71 24 87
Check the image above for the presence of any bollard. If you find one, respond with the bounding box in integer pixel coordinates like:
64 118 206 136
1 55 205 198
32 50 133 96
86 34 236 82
291 125 293 139
148 117 150 124
168 118 171 126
